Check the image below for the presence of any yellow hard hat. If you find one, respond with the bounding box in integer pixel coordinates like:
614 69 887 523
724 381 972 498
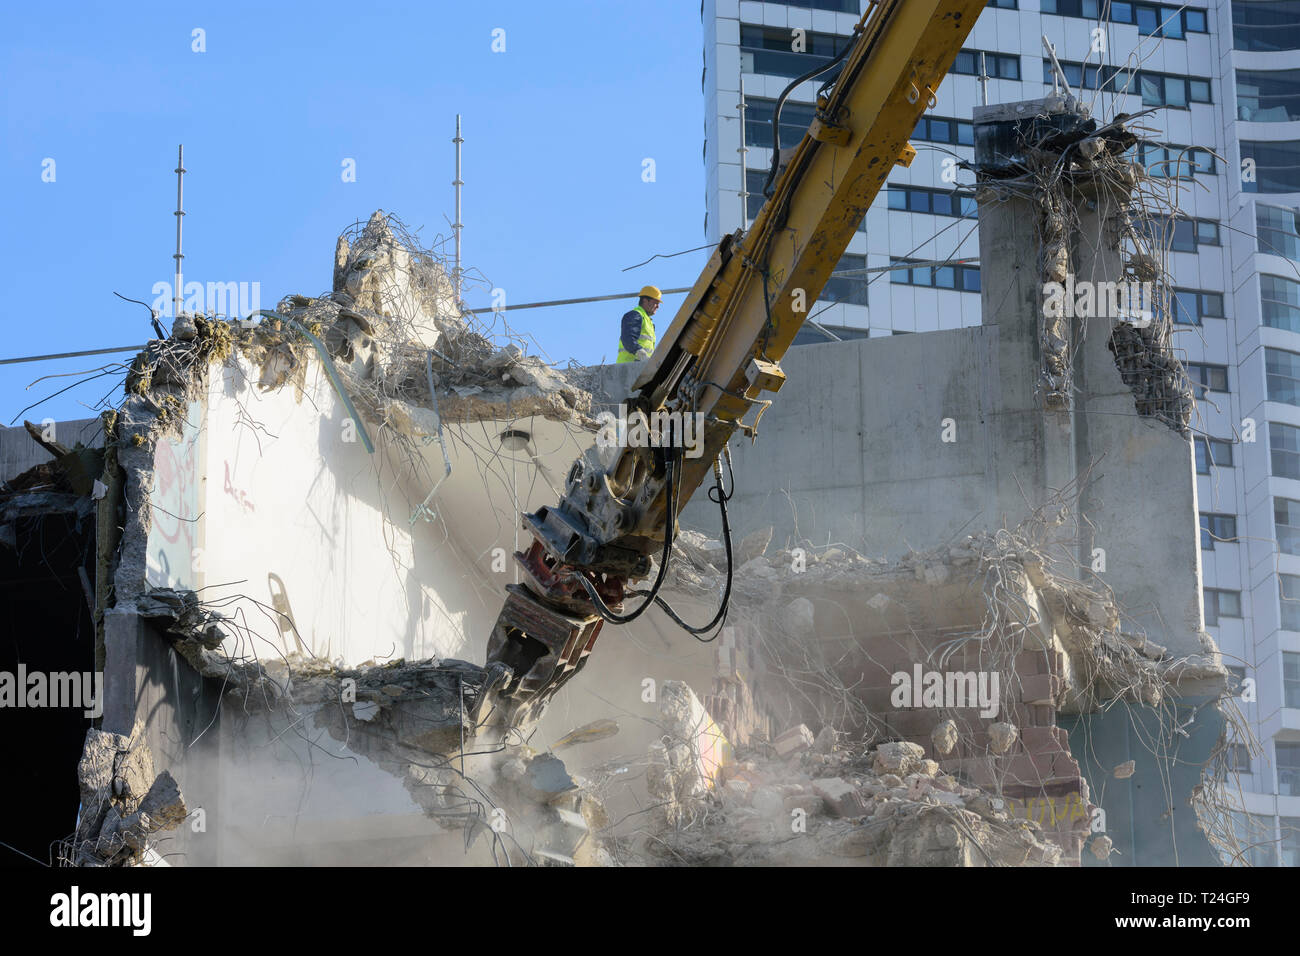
638 285 662 302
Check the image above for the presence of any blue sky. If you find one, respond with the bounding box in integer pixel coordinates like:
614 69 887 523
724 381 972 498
1 0 709 424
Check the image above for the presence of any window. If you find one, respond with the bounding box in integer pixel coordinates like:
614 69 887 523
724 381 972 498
1200 512 1238 549
1227 743 1252 773
1236 69 1300 122
1277 497 1300 554
740 25 854 79
887 185 977 219
1043 0 1207 31
1139 142 1217 178
1196 436 1234 474
1258 205 1300 261
1186 362 1229 396
1283 818 1300 868
1279 743 1300 796
1134 214 1220 252
1285 652 1300 706
777 0 859 11
1242 141 1300 194
1042 59 1128 93
1138 71 1212 107
1282 580 1300 632
891 257 980 292
744 98 817 152
1271 421 1300 479
822 252 869 307
1173 288 1225 324
1229 812 1276 867
986 0 1017 8
1233 1 1300 54
1205 588 1242 625
951 49 1020 80
1268 348 1300 406
1262 275 1300 332
914 114 975 147
790 323 870 346
1226 664 1247 696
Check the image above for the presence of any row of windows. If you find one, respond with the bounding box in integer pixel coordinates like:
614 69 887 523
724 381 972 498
887 185 977 219
1277 496 1300 555
1283 575 1300 631
1267 347 1300 406
1259 206 1300 261
1241 141 1300 195
1136 142 1216 179
1042 60 1213 107
1134 214 1221 252
1236 68 1300 123
1263 275 1300 333
1044 0 1209 37
913 114 975 147
739 25 852 80
951 48 1021 80
1230 811 1300 867
890 258 981 292
1233 1 1300 55
1273 421 1300 479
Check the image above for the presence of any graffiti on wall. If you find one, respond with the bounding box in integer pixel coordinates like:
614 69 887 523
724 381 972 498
146 401 203 590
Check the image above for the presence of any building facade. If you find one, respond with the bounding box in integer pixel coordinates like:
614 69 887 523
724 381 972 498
701 0 1300 865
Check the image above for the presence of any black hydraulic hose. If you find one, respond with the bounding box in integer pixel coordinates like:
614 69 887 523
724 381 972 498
763 39 856 199
575 453 678 625
649 458 734 642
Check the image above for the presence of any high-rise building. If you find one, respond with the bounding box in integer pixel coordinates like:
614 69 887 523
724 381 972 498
701 0 1300 865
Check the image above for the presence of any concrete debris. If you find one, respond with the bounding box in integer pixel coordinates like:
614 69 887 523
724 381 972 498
773 724 814 759
553 718 620 750
989 722 1019 754
931 719 959 756
633 732 1065 867
1112 760 1136 779
1090 834 1115 860
647 681 732 827
873 741 926 776
72 729 187 866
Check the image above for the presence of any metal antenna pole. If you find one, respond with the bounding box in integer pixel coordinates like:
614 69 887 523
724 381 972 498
979 52 989 106
737 73 749 225
173 145 185 319
453 115 464 300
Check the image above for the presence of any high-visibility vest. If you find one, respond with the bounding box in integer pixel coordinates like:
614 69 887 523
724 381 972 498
616 306 656 363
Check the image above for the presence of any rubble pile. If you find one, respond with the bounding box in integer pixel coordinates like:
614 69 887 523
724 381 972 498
68 729 188 866
630 699 1063 866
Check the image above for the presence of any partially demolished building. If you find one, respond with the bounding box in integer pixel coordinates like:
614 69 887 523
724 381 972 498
1 96 1242 867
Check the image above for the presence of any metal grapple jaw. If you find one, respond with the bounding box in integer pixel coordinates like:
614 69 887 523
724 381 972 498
470 583 605 735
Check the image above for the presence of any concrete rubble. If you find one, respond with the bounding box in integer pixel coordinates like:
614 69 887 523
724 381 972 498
70 729 188 866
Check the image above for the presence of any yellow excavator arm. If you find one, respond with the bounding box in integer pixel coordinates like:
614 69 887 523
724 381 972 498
475 0 988 731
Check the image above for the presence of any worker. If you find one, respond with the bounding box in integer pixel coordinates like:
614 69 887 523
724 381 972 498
616 285 662 363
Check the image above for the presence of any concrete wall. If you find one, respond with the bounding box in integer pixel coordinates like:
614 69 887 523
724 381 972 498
668 188 1205 660
0 417 102 483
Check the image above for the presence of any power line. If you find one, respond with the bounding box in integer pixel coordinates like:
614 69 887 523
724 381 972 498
0 345 146 367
